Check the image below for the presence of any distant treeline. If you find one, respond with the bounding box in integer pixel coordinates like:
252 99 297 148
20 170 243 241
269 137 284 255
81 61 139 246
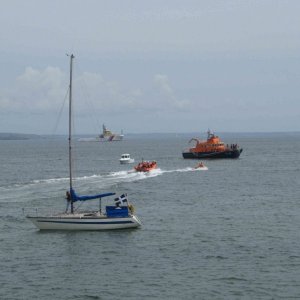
0 133 42 140
1 131 299 141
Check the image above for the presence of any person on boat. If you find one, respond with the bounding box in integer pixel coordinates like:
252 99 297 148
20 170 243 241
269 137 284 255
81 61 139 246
195 162 205 169
65 191 71 213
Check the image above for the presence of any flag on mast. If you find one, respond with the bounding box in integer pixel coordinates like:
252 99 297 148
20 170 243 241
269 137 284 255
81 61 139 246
114 194 128 206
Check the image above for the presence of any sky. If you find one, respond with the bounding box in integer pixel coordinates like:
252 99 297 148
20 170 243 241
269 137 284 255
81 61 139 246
0 0 300 134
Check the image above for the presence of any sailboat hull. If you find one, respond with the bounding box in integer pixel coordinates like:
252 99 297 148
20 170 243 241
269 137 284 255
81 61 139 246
27 214 141 230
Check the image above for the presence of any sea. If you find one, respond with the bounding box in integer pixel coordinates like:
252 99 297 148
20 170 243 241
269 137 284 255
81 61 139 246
0 133 299 300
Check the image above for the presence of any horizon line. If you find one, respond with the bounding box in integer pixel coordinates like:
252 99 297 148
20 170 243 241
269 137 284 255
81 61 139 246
1 130 300 136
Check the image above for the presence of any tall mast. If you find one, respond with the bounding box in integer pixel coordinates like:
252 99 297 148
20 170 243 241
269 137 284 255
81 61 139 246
68 54 75 213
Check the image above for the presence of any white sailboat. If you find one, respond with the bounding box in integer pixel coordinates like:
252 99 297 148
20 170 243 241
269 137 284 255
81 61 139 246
27 54 141 230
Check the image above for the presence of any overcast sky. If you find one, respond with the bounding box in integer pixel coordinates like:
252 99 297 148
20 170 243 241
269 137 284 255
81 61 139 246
1 0 300 134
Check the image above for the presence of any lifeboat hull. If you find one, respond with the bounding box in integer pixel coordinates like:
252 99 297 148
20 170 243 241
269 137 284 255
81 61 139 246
135 166 157 172
182 149 242 159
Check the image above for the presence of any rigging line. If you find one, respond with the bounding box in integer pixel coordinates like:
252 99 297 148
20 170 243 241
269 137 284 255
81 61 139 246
51 87 70 136
71 117 78 189
76 62 102 134
69 77 78 189
73 201 84 212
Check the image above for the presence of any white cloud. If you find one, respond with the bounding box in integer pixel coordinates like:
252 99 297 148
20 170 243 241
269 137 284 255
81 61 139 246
0 66 67 112
1 61 299 134
0 67 191 117
154 74 174 96
153 74 190 111
0 67 140 115
73 72 144 115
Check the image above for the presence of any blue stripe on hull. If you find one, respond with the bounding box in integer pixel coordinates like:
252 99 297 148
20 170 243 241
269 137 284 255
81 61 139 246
37 220 134 225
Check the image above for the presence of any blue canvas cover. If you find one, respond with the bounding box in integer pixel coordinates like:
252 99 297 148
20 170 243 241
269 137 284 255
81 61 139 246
106 206 129 218
70 188 115 202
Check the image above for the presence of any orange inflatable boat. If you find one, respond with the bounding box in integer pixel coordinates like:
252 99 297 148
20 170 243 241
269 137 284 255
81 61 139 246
134 161 157 172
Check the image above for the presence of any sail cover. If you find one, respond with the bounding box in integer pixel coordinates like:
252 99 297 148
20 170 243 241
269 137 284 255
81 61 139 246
70 188 115 202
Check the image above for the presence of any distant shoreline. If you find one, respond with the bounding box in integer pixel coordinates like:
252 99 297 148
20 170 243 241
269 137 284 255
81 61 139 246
1 131 299 141
0 133 43 140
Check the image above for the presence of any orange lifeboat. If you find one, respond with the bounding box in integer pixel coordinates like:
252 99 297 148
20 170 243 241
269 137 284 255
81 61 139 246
182 130 243 159
134 161 157 172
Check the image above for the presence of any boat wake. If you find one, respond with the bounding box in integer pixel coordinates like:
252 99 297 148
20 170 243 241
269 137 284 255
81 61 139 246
162 166 208 173
78 166 207 186
0 166 207 198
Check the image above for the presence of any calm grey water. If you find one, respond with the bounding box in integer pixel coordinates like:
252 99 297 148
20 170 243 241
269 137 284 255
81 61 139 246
0 134 300 299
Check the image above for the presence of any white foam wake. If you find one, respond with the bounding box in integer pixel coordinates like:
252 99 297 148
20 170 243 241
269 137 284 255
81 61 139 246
162 166 208 173
1 166 207 193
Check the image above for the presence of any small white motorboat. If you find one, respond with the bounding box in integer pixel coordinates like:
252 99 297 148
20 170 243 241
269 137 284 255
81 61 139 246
120 154 135 164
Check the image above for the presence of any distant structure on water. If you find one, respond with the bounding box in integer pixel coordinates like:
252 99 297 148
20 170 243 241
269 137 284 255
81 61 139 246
99 124 124 142
79 124 124 142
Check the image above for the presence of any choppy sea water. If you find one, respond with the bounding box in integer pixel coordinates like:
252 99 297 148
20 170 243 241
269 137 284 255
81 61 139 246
0 134 300 300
